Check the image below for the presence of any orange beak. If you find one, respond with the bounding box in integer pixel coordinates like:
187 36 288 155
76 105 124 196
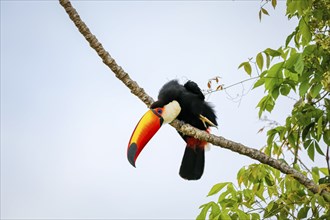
127 109 164 167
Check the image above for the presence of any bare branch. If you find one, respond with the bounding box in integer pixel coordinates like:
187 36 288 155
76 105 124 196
59 0 329 198
59 0 154 107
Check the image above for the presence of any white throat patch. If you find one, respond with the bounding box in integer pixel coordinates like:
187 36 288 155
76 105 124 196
162 100 181 123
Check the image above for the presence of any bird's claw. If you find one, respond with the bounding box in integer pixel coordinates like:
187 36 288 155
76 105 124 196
199 114 217 129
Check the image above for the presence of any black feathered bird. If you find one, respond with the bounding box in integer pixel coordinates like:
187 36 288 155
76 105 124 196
127 79 217 180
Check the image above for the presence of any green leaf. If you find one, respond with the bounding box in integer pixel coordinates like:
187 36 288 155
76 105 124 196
257 95 275 117
314 141 324 156
271 0 277 9
265 174 274 186
297 206 310 219
264 48 281 57
325 98 330 108
299 17 312 45
207 182 230 196
294 31 301 49
266 53 271 69
261 8 269 16
265 201 274 214
256 52 264 71
280 84 291 96
299 80 310 96
303 44 316 56
255 183 265 201
310 83 322 98
257 96 268 118
236 209 249 220
302 123 314 141
312 167 320 182
285 53 300 72
285 30 296 47
238 62 245 69
286 78 298 90
237 167 246 187
250 213 260 220
210 202 220 218
219 210 231 220
315 193 326 207
303 139 312 149
271 87 280 100
286 0 297 16
227 184 236 198
288 133 296 149
253 77 265 89
265 62 284 91
264 201 280 218
218 190 231 203
317 116 323 139
294 53 304 74
265 98 275 113
267 132 276 149
264 78 276 92
319 168 329 176
319 176 330 185
323 129 330 145
307 142 315 161
264 143 272 156
282 47 290 60
287 0 311 18
238 62 252 76
197 203 212 220
276 126 286 141
268 62 284 78
244 62 252 76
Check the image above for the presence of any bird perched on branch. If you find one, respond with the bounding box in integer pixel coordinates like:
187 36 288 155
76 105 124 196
127 79 217 180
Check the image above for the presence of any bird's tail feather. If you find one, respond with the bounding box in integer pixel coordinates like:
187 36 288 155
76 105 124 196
179 145 205 180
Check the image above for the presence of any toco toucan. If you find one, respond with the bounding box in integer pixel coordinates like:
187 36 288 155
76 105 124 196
127 80 217 180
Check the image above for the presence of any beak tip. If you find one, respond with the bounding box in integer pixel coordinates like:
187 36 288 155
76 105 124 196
127 143 138 168
129 160 136 168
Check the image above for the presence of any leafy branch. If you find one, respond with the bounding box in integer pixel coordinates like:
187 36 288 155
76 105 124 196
59 0 329 200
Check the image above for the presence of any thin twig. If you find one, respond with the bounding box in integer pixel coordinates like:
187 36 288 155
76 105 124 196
312 91 329 105
224 76 260 90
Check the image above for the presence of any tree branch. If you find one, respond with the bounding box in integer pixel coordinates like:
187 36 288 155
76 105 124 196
59 0 154 107
59 0 329 198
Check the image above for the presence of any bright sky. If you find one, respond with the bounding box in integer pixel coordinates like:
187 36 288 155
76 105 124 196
1 1 320 219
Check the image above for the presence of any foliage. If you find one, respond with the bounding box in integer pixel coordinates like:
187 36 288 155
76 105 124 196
199 0 330 219
198 164 329 220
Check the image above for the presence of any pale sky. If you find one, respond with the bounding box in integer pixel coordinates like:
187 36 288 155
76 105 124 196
1 1 322 219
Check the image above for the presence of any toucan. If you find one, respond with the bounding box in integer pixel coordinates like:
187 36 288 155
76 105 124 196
127 80 217 180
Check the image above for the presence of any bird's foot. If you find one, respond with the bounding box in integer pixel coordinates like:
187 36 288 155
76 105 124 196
199 114 217 128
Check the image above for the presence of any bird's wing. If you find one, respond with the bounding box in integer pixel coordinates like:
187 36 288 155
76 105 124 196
184 80 205 100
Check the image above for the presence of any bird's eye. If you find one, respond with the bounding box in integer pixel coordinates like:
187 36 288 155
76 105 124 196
157 108 163 114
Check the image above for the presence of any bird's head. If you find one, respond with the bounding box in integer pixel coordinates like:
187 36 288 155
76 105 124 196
127 100 181 167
